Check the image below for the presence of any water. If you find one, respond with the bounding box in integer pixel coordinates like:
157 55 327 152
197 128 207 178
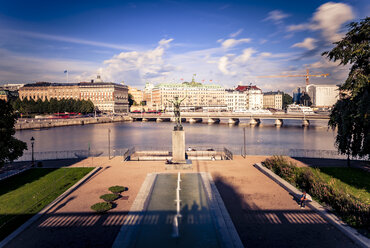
14 119 337 156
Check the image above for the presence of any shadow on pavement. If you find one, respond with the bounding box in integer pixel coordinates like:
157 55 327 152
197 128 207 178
213 175 359 248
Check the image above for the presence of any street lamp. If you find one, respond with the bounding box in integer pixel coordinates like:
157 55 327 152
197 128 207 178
30 136 35 167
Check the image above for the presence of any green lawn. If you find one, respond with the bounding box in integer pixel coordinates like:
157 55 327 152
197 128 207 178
315 167 370 205
0 167 93 241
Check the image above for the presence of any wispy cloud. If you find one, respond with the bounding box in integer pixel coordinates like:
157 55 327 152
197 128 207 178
220 38 252 49
264 10 290 24
292 38 317 50
229 29 243 38
1 29 139 51
287 2 354 43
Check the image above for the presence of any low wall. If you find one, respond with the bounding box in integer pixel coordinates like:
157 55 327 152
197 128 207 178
15 116 132 130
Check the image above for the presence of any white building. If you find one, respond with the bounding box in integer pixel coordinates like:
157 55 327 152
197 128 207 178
149 80 226 111
235 85 263 110
225 89 247 112
306 84 339 107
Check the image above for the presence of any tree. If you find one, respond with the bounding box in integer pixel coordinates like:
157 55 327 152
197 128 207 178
128 93 135 107
323 17 369 163
282 93 293 109
0 100 27 167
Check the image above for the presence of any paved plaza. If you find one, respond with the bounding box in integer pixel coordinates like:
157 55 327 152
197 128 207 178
4 156 359 248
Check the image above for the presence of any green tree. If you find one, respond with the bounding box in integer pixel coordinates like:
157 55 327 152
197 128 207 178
0 100 27 167
323 17 369 163
128 93 135 107
282 93 293 109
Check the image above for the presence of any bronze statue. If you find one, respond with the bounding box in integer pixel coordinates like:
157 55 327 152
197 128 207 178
167 96 186 130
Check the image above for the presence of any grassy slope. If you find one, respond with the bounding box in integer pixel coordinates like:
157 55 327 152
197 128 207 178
0 167 93 240
315 167 370 205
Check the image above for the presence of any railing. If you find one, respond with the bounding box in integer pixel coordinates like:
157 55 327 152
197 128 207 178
224 147 233 160
123 147 136 161
14 149 103 162
9 146 368 164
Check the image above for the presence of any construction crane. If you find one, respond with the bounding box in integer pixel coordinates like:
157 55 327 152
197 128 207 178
257 69 329 85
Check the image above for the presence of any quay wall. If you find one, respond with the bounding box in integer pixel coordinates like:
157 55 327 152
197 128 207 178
15 116 132 130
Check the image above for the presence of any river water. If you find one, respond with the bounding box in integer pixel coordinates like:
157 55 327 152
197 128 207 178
14 119 338 158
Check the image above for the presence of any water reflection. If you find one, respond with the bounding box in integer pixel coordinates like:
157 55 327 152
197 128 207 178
14 120 336 154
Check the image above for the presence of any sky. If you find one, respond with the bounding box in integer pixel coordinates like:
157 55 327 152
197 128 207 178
0 0 369 92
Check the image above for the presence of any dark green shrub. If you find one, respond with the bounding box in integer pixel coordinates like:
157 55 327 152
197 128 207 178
91 202 112 213
109 185 127 194
262 156 370 231
100 193 119 202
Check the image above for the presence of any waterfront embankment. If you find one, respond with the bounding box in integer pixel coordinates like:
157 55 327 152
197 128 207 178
15 116 132 130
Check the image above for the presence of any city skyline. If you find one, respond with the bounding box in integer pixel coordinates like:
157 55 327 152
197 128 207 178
0 0 368 92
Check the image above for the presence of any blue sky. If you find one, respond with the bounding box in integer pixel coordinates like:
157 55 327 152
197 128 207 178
0 0 368 92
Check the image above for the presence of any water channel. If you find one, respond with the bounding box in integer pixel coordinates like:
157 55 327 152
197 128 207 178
14 119 338 159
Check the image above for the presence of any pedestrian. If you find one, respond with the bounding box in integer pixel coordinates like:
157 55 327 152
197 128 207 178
300 191 307 209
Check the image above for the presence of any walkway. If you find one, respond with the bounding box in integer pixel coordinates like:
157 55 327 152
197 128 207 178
4 156 359 248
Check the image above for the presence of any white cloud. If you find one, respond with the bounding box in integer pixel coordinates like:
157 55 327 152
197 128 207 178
236 48 256 62
229 28 243 38
292 38 317 50
311 2 354 42
221 38 251 49
287 2 354 43
97 38 174 84
264 10 290 24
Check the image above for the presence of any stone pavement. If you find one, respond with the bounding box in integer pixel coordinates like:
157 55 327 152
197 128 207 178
4 156 359 248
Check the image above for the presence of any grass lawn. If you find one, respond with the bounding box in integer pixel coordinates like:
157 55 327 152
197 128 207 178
315 167 370 205
0 167 93 241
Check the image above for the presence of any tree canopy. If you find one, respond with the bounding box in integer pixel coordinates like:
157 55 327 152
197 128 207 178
282 93 293 109
0 100 27 166
11 98 94 115
323 17 369 160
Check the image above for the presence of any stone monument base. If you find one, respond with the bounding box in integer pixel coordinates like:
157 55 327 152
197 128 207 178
172 130 186 163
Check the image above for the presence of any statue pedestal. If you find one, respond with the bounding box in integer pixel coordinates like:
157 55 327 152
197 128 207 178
172 130 186 163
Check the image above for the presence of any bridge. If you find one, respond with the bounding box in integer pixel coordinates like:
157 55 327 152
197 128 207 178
128 112 330 127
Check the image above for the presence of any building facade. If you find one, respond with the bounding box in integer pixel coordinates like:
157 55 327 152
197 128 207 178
128 86 144 105
263 91 283 110
149 80 226 111
18 78 129 113
306 84 339 107
225 89 247 112
235 85 263 110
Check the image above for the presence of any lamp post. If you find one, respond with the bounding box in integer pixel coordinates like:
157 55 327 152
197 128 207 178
30 137 35 167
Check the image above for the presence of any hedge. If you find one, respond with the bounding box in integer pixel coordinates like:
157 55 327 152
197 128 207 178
109 185 128 194
262 156 370 231
100 193 119 202
91 202 112 213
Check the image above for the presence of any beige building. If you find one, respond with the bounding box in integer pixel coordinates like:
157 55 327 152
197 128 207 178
19 82 79 101
18 77 129 113
128 86 144 105
149 80 225 111
263 91 283 110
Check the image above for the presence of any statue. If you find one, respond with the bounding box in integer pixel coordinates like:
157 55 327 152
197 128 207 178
167 96 186 130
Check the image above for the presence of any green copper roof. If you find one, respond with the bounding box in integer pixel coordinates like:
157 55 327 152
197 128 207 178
156 81 223 89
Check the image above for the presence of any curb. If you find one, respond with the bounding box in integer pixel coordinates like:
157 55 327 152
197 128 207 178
0 166 101 248
253 163 370 248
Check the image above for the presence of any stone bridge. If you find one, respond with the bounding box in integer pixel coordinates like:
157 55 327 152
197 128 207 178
129 112 330 127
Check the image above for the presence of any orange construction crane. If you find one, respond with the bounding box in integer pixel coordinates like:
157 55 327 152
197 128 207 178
257 69 329 85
